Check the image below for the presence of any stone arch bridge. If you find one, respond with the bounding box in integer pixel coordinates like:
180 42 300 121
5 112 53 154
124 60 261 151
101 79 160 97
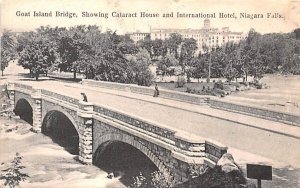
6 82 227 185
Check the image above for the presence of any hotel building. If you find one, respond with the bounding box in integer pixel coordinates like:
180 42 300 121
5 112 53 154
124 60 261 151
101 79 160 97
127 19 245 53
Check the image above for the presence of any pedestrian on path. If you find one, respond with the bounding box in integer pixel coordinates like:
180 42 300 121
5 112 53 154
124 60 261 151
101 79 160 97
153 84 159 97
81 93 88 102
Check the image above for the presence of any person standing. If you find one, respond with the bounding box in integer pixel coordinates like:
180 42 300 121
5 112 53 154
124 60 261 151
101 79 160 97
81 93 88 102
153 84 159 97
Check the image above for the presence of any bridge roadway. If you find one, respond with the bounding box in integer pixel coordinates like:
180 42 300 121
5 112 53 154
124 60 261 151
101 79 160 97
16 79 300 168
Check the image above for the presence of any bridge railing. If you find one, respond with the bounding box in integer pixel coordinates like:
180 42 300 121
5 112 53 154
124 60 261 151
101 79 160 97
93 105 176 141
205 140 228 162
210 99 300 126
82 79 128 91
14 83 33 92
41 89 79 105
81 79 210 105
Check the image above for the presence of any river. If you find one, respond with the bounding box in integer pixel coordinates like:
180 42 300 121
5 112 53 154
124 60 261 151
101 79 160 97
0 117 158 188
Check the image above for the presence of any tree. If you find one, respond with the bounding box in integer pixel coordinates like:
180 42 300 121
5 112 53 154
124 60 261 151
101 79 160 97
126 49 153 86
36 26 66 74
179 38 198 82
152 39 166 60
58 25 92 79
118 35 138 55
18 31 57 80
0 153 29 188
190 57 207 82
137 34 153 58
221 43 241 81
77 25 102 79
1 31 16 76
157 52 179 77
294 28 300 40
165 33 182 59
91 31 129 82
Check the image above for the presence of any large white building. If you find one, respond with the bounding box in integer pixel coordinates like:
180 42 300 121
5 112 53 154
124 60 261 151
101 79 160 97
127 19 245 53
126 31 149 42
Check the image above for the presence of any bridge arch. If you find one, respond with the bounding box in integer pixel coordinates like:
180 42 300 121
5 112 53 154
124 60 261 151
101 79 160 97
14 98 33 125
93 133 171 181
42 105 79 133
42 109 80 155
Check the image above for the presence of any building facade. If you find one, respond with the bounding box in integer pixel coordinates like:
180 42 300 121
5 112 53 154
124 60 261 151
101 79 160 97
126 31 149 42
127 19 245 53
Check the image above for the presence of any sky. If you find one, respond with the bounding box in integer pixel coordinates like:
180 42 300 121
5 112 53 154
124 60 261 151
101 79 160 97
1 0 300 35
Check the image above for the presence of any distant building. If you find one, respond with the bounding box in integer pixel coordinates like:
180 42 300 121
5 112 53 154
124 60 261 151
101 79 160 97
127 19 245 53
126 31 149 42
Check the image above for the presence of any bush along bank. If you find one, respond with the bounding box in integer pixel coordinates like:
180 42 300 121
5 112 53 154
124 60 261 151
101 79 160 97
186 80 268 97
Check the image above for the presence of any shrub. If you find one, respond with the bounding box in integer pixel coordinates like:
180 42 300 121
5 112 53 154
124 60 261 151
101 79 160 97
128 171 172 188
186 87 192 93
177 166 248 188
0 153 29 188
128 172 147 188
175 76 186 88
136 69 154 86
214 81 224 90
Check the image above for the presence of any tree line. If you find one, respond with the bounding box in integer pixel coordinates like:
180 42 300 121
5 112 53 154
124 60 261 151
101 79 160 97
149 28 300 82
1 26 300 85
1 25 153 85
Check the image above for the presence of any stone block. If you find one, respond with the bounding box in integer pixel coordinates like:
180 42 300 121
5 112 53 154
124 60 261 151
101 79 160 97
84 145 93 150
82 150 93 155
82 140 92 145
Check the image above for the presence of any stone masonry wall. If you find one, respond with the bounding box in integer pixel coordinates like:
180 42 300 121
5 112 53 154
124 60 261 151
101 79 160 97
93 119 174 179
81 79 209 105
210 99 300 126
92 119 213 185
78 117 93 164
32 98 42 132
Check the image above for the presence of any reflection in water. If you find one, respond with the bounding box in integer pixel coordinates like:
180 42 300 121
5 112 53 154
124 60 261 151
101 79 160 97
94 141 159 187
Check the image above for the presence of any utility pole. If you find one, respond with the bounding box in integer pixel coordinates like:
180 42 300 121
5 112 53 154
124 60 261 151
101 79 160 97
207 48 211 83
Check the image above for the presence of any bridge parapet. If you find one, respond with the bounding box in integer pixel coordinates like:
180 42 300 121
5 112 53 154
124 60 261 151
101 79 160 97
93 105 176 141
14 82 33 92
81 79 210 105
41 89 79 105
205 140 228 163
210 99 300 126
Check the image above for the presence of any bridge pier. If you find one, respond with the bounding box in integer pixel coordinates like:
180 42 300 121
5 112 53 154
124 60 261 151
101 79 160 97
6 83 15 113
31 89 42 132
78 101 94 164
